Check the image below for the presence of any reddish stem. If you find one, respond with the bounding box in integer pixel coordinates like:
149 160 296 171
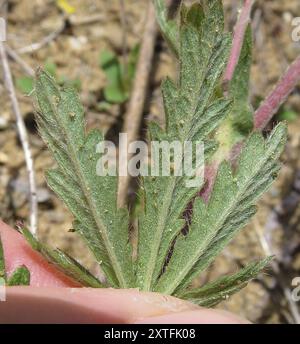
206 56 300 201
197 3 300 204
224 0 254 86
254 55 300 130
199 163 218 203
203 1 254 200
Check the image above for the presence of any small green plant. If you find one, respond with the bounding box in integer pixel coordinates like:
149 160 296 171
2 0 289 307
16 59 81 95
276 106 298 122
99 45 139 105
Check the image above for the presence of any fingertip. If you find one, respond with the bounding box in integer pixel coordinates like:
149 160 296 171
134 309 251 324
0 220 80 287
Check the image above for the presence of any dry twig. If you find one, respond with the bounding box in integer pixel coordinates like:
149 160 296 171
6 45 34 76
117 1 157 207
0 41 38 234
119 0 128 70
17 21 65 54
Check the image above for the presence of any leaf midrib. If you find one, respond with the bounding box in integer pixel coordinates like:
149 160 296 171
141 177 176 290
45 90 129 288
158 140 279 294
142 110 206 290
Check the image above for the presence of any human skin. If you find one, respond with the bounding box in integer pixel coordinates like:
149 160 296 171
0 220 249 324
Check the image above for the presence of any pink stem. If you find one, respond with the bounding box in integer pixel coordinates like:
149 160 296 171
224 0 254 86
199 163 218 203
206 56 300 202
203 1 254 201
199 144 243 204
200 3 300 203
254 55 300 130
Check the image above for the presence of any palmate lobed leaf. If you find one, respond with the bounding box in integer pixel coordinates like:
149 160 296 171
17 0 288 306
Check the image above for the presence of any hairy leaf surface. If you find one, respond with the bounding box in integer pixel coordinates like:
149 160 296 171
155 124 286 294
216 26 253 161
178 258 272 307
21 228 104 288
35 71 134 288
137 0 232 291
23 1 288 303
153 0 180 56
7 266 31 286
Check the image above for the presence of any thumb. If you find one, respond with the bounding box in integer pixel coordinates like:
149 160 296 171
0 220 80 287
0 287 249 324
0 287 197 323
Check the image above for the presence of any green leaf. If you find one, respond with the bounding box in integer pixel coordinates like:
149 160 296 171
103 84 128 104
99 45 139 104
16 76 34 94
25 1 287 303
20 227 103 288
0 234 5 284
34 70 134 288
16 60 58 95
277 107 298 122
178 257 272 307
216 26 253 161
155 123 286 294
123 44 140 91
100 50 128 103
229 25 253 136
137 0 231 291
44 60 57 78
58 75 82 91
7 266 30 286
153 0 180 56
